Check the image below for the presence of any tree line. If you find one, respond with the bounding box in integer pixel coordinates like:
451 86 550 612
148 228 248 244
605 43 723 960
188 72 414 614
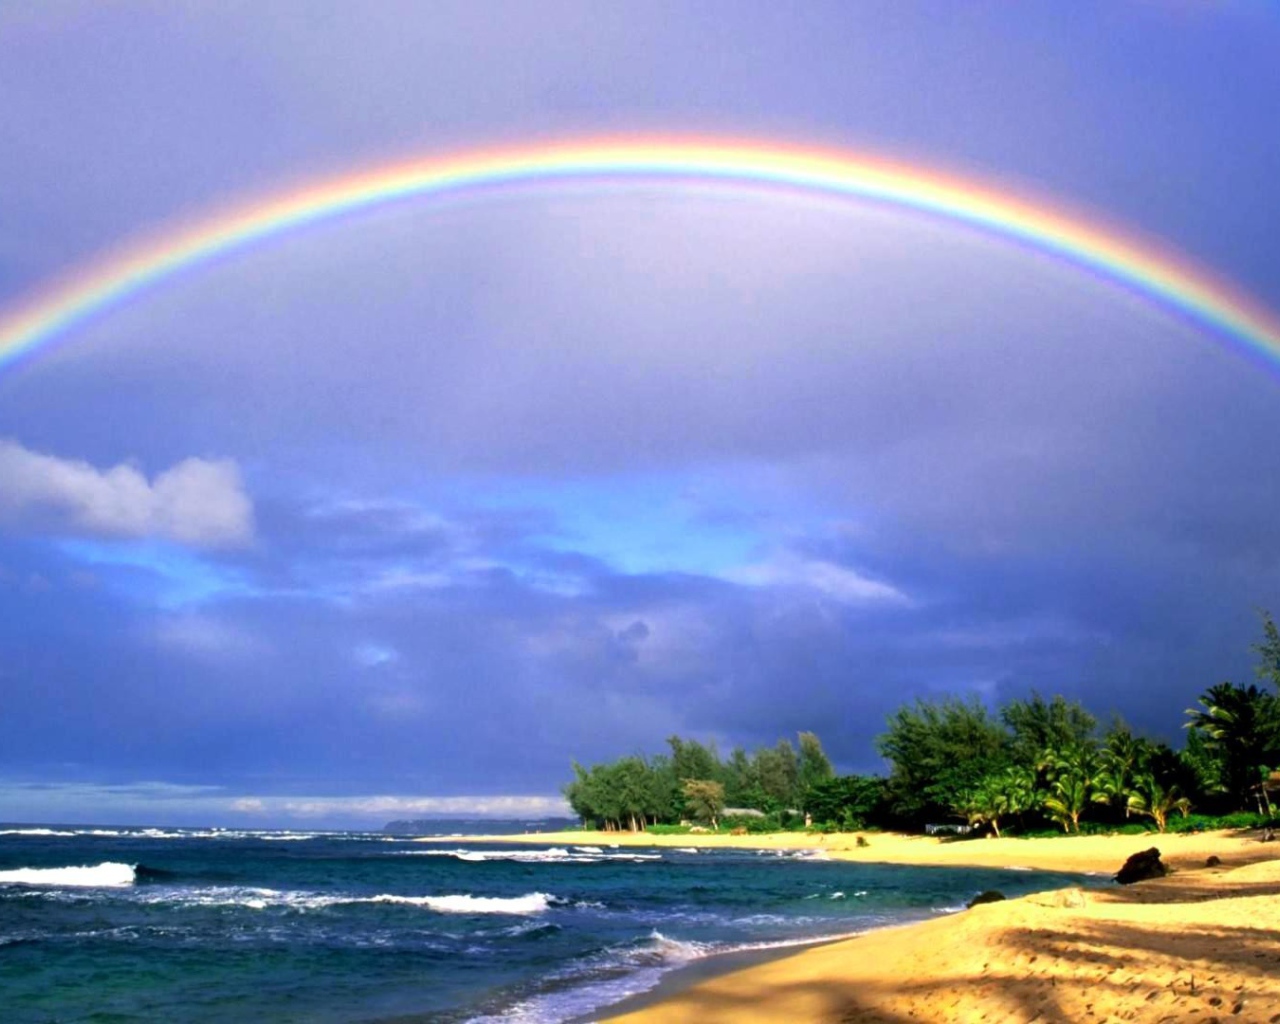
563 732 836 832
564 611 1280 835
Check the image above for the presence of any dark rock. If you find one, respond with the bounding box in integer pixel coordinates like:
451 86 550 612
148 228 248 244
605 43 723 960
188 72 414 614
967 889 1007 908
1206 855 1221 867
1114 847 1167 884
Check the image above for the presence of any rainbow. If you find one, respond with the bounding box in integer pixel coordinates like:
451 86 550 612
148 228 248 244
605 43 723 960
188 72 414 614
2 136 1279 375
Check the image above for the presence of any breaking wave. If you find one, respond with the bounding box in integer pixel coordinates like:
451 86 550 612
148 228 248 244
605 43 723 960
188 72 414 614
0 862 136 888
368 892 556 915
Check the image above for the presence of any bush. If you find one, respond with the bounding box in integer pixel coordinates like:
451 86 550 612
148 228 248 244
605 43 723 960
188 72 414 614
721 813 783 834
1164 812 1280 834
644 824 693 835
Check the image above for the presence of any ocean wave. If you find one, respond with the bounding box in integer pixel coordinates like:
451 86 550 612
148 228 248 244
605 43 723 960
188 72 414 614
368 892 556 915
127 886 566 916
400 847 662 864
0 828 78 837
0 862 136 888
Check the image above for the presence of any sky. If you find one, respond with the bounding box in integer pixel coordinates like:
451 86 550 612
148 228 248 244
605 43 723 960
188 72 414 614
1 1 1278 828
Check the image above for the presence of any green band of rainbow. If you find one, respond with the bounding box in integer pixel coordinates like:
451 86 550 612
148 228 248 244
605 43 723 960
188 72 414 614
2 137 1279 374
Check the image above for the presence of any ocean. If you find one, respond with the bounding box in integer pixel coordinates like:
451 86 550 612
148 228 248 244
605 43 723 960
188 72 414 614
0 822 1086 1022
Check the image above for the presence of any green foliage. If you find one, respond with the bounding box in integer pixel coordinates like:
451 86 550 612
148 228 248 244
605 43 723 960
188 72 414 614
804 774 885 829
1042 744 1099 833
644 824 693 835
722 812 786 833
754 739 801 810
681 778 726 828
877 697 1009 824
1125 773 1190 832
1254 609 1280 691
1001 694 1096 767
1163 811 1280 834
797 732 835 812
956 765 1038 837
568 610 1280 836
1185 681 1280 812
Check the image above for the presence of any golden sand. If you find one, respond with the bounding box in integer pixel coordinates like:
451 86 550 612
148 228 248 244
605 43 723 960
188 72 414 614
422 826 1273 875
424 829 1280 1022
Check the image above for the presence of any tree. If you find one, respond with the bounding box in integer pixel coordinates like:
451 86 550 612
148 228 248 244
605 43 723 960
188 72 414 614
1185 682 1279 813
1126 773 1190 833
723 747 758 808
878 697 1009 824
681 779 726 830
1043 744 1099 833
1093 722 1150 820
667 736 724 819
797 732 835 816
1002 693 1097 768
1254 610 1280 692
805 775 885 830
959 775 1012 838
667 736 722 784
755 739 800 810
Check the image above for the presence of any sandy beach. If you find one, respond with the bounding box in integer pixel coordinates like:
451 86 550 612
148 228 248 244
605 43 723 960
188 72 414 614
420 826 1274 875
423 829 1280 1022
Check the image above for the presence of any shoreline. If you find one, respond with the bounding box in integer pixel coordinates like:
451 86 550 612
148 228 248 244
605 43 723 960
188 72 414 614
415 828 1280 1022
412 826 1275 875
594 833 1280 1023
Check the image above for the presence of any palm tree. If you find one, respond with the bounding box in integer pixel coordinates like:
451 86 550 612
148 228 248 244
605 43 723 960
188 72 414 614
1093 726 1151 820
1126 773 1191 833
1186 683 1280 814
1043 745 1099 833
959 776 1010 838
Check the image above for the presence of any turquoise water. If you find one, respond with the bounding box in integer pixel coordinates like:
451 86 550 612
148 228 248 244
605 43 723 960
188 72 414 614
0 823 1087 1022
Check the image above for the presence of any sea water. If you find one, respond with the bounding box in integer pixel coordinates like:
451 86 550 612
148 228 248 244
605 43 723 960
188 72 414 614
0 823 1085 1022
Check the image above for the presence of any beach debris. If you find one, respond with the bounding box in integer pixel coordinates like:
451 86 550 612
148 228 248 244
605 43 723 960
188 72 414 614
1206 855 1222 867
1114 846 1168 884
966 889 1006 908
856 835 869 848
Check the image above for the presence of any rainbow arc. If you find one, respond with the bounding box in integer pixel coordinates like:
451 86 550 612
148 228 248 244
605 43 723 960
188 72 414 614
2 138 1279 373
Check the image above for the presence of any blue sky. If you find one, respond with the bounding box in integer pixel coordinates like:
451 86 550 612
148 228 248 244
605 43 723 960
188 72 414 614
1 2 1278 827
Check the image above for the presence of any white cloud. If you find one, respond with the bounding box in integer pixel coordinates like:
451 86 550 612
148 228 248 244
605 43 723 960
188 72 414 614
726 554 911 606
0 440 253 548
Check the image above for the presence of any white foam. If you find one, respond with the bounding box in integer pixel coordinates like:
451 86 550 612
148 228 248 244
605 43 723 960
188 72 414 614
369 892 555 915
403 847 661 864
0 862 136 888
0 828 77 837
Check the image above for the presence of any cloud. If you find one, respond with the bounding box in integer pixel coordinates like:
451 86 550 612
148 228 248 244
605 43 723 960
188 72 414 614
726 554 911 606
0 440 253 548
